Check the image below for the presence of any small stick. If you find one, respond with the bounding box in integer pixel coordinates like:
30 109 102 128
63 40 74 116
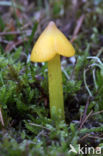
71 14 85 42
29 123 50 131
0 39 10 44
79 110 93 130
79 97 90 128
88 135 103 140
5 38 27 52
0 31 23 36
91 110 103 116
0 108 4 127
0 30 30 36
79 133 90 142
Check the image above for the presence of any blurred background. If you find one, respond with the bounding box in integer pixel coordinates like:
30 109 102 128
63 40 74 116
0 0 103 55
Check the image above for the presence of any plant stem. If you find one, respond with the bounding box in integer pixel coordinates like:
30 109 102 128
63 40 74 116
48 54 64 120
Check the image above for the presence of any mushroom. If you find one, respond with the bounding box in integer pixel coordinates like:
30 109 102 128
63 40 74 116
30 21 75 120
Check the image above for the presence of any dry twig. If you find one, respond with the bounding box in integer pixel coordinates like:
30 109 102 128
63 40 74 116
71 14 85 42
0 108 4 127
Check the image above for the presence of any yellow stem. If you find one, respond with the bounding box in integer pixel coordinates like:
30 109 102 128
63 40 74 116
48 54 64 120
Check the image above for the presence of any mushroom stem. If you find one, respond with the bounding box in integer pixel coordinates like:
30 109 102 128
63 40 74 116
48 54 64 120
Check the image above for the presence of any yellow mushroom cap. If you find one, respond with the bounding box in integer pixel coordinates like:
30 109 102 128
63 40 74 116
30 21 75 62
